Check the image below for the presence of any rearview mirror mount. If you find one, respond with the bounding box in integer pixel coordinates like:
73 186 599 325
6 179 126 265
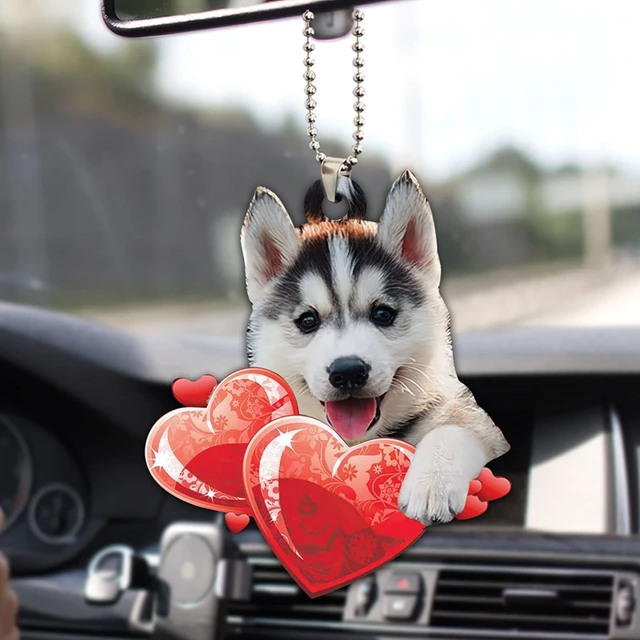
101 0 391 38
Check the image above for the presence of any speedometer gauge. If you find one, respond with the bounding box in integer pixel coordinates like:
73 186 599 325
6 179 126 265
0 415 32 531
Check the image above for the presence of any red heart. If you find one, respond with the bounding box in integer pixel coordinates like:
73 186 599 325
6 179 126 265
225 512 251 534
243 416 427 598
146 368 298 514
475 467 511 502
172 375 218 407
455 494 488 520
468 479 482 496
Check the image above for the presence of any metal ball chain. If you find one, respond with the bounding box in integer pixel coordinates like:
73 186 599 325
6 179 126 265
303 9 365 172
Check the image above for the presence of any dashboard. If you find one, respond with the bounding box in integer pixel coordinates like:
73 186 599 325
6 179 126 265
0 301 640 639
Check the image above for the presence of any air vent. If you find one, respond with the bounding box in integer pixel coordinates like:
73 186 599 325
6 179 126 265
431 566 614 637
227 552 347 625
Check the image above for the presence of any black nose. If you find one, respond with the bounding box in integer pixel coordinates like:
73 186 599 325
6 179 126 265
328 357 370 390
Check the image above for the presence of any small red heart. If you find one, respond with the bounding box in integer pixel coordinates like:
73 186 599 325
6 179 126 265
172 375 218 407
146 368 298 514
468 479 482 496
475 467 511 502
225 512 251 534
455 494 488 520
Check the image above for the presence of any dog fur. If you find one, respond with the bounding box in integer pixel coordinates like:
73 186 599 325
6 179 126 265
240 170 510 526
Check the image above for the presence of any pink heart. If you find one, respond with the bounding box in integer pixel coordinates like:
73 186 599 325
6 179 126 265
145 368 298 514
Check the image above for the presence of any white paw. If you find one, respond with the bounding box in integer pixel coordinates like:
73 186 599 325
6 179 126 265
398 425 489 527
399 468 469 526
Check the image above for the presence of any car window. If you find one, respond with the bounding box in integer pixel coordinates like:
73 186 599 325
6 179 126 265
1 0 639 342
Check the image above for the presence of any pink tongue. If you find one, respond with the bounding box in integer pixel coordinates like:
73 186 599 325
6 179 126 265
325 398 377 441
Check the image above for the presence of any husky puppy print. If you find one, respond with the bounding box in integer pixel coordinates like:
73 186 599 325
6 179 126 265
240 171 510 526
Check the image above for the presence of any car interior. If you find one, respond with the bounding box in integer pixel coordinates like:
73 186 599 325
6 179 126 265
2 1 640 639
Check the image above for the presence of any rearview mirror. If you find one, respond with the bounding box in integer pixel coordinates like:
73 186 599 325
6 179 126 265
102 0 391 38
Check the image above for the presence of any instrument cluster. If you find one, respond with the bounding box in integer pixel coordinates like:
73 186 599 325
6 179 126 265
0 412 87 555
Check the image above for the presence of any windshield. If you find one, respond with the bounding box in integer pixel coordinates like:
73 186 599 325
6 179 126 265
1 0 639 341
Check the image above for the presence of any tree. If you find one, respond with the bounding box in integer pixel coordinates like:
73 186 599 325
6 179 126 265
0 4 159 116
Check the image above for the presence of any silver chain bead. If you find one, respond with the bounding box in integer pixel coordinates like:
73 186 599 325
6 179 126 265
303 9 365 171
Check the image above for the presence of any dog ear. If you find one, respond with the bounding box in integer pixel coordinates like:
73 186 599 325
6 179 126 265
377 170 441 286
241 187 301 303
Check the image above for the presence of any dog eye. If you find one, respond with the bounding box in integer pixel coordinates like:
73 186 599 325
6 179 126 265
295 310 320 333
371 305 396 327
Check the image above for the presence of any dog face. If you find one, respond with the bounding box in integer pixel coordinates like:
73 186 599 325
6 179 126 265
241 171 451 443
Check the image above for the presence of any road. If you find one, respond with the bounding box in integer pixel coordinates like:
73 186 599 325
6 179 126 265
520 270 640 327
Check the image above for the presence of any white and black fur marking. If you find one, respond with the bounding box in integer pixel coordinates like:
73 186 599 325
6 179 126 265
241 170 510 526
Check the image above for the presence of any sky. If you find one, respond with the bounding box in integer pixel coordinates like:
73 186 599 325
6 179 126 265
79 0 640 180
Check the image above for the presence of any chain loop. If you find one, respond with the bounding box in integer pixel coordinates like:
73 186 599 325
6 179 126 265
302 9 365 173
